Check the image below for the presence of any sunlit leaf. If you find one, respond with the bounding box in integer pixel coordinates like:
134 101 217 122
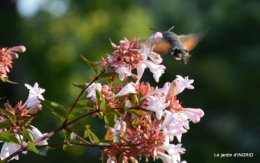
27 141 38 154
41 100 67 120
0 109 16 123
104 113 116 127
85 126 99 144
0 131 20 144
22 127 34 142
81 55 98 75
96 90 106 111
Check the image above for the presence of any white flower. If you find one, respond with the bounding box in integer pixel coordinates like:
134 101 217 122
158 141 186 163
0 134 27 161
115 64 132 81
174 76 194 95
86 83 102 102
177 108 205 130
145 95 170 120
27 125 48 146
113 83 137 98
0 142 20 161
113 119 126 142
133 44 164 83
0 126 48 161
20 83 45 114
139 60 165 82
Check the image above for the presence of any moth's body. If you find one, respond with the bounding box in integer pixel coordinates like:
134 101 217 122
144 27 208 64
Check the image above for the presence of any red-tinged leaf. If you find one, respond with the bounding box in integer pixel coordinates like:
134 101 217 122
0 109 16 123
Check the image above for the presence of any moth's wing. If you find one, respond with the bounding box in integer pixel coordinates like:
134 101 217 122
143 38 171 55
178 29 209 51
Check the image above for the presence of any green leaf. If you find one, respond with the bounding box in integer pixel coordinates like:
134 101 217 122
100 72 118 79
0 121 11 129
0 109 16 123
22 127 34 142
81 55 98 75
41 100 67 120
19 116 34 126
64 101 94 112
96 90 106 111
67 111 83 120
27 141 38 154
63 129 71 143
72 83 86 90
85 126 99 144
104 113 116 127
71 100 94 109
0 131 20 144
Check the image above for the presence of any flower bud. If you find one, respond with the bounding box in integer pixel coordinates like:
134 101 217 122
27 104 42 114
10 46 26 53
7 52 19 59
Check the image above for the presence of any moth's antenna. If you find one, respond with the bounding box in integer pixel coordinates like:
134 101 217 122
168 26 174 31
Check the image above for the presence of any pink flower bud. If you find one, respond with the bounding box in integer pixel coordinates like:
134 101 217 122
10 46 26 53
7 52 19 59
27 104 42 114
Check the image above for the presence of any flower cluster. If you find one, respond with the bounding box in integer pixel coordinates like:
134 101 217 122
85 38 204 163
0 46 26 83
0 83 47 161
0 32 205 163
99 38 165 83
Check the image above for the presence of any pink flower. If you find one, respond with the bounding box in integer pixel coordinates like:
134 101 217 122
115 64 132 81
0 46 26 82
145 95 169 120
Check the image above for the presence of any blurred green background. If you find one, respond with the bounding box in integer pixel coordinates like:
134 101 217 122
0 0 260 162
